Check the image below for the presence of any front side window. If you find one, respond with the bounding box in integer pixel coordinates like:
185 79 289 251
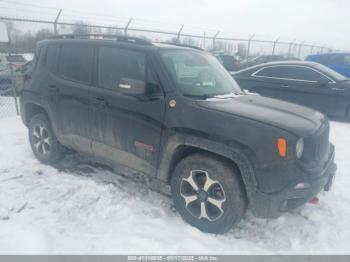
255 66 325 82
98 46 146 90
161 50 242 97
59 44 94 84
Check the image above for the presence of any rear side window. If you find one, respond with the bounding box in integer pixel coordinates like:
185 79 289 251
46 44 60 73
59 44 94 84
98 46 145 90
255 66 324 82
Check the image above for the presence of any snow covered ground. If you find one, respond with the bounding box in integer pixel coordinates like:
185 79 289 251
0 116 349 254
0 96 18 118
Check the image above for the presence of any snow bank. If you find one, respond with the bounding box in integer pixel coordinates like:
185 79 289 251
0 116 349 254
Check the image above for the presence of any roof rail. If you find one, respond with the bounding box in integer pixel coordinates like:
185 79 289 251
49 34 152 45
160 42 204 51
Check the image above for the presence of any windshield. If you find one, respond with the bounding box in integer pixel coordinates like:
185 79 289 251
315 64 348 81
161 50 242 98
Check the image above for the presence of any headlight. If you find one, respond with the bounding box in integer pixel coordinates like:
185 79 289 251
296 138 304 159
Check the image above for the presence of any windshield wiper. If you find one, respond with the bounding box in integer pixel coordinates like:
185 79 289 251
212 92 244 98
183 94 215 99
183 92 244 100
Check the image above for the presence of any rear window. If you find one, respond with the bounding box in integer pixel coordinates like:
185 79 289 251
59 44 94 84
6 55 26 63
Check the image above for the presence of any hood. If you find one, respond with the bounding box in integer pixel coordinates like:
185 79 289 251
196 94 326 137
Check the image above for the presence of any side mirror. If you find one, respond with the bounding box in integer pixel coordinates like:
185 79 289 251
318 77 330 87
119 78 146 96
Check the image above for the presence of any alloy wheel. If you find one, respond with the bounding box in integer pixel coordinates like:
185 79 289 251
32 124 51 155
180 170 226 221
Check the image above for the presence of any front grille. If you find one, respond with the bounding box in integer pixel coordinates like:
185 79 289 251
302 122 330 163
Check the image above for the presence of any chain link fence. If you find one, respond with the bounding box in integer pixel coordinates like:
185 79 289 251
0 11 346 118
0 48 21 119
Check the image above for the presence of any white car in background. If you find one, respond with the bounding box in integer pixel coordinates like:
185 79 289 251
0 53 28 96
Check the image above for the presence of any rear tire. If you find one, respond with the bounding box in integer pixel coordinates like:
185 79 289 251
28 113 65 165
171 153 247 234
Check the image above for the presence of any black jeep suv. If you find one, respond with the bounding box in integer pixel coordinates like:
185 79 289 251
20 35 336 234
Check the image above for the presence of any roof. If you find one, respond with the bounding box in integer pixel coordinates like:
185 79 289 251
41 35 204 52
307 52 350 57
235 60 321 74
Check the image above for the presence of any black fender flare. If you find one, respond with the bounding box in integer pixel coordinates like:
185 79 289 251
157 133 259 205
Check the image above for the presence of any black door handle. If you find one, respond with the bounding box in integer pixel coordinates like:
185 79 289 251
49 84 59 93
93 96 107 106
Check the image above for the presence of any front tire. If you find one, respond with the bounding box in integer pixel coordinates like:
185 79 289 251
171 153 247 234
28 113 65 165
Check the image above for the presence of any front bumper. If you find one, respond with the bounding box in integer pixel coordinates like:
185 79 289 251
250 145 336 219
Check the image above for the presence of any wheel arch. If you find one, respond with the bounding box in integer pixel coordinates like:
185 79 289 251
157 134 259 204
23 102 48 126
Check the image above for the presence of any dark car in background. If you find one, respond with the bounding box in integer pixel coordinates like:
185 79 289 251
306 53 350 78
233 61 350 118
239 55 300 70
215 54 240 72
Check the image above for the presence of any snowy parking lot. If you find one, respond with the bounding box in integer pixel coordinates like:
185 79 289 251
0 116 349 254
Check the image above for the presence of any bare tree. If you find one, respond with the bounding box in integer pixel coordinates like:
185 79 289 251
35 29 53 42
72 21 92 35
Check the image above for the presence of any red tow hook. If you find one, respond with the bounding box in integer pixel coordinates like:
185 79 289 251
308 197 319 205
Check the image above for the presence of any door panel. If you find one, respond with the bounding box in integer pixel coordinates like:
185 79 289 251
237 76 285 100
50 43 94 154
277 81 335 114
54 77 92 153
89 46 165 175
90 88 165 174
247 65 340 115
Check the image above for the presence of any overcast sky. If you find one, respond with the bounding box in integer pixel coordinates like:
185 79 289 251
0 0 349 50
